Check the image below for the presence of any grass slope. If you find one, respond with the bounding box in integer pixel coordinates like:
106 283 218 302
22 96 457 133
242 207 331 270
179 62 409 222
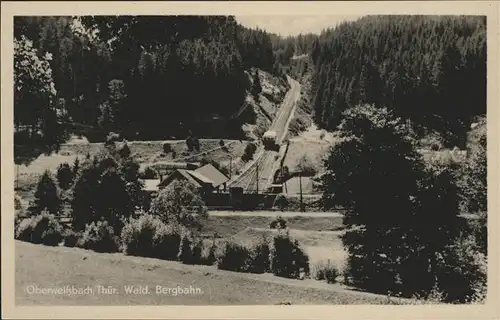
15 241 402 305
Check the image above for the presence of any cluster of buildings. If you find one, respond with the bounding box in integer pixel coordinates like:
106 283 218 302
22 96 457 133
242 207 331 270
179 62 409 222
141 162 230 198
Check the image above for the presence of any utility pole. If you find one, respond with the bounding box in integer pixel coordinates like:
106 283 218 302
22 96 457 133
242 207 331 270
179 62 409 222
280 164 283 190
299 172 304 212
256 163 259 194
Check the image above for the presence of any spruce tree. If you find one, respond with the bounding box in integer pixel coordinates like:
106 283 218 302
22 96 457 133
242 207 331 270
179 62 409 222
28 170 61 216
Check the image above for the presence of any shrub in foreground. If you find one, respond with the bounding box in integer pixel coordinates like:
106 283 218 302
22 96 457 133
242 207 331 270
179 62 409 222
120 214 183 260
63 229 80 248
216 241 252 272
434 234 487 303
15 211 64 246
200 239 218 266
312 260 339 284
247 237 271 273
154 223 184 261
77 220 119 253
178 234 202 264
269 231 309 279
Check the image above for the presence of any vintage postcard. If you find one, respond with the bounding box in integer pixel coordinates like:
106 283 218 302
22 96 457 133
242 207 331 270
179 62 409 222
1 1 499 319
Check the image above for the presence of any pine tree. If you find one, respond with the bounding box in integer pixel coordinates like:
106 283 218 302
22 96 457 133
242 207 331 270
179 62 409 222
28 170 61 216
251 69 262 100
56 162 74 190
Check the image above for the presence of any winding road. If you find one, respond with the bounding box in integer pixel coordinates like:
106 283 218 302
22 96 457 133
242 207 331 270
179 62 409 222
229 76 301 192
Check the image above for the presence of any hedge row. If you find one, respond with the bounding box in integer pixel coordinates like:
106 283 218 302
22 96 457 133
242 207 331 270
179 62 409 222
15 213 312 280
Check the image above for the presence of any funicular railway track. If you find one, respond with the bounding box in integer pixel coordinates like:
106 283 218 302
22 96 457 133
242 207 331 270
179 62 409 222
229 76 301 192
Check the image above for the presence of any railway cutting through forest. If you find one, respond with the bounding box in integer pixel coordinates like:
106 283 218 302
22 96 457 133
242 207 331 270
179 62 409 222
228 76 301 192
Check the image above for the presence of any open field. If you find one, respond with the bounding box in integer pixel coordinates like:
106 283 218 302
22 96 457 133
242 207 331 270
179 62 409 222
283 125 335 173
202 213 344 238
15 241 402 305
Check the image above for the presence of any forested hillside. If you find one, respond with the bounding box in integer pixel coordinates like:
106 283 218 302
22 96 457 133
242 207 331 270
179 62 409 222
14 16 283 151
310 16 486 147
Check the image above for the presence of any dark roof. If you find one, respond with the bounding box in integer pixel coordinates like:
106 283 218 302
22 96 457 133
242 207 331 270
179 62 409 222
157 164 229 189
158 170 203 188
187 170 213 185
194 164 229 187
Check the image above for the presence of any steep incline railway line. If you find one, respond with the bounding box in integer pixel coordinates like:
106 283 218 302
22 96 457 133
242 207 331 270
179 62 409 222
230 77 301 192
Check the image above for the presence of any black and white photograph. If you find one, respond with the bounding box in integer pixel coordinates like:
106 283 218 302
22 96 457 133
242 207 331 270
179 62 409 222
2 1 497 318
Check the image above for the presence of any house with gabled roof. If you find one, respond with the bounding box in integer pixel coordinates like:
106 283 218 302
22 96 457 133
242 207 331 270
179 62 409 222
156 163 230 196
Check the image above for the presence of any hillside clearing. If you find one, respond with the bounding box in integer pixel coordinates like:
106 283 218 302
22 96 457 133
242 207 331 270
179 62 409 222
283 125 336 173
15 241 403 305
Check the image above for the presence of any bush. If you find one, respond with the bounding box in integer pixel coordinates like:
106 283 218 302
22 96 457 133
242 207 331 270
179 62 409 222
269 216 287 229
216 241 252 272
186 136 200 152
163 143 173 154
312 260 339 284
434 234 487 303
201 239 217 266
177 234 198 264
15 211 64 246
242 142 257 162
273 194 289 211
141 166 158 179
154 223 184 260
120 214 183 260
77 220 119 253
105 132 121 145
191 238 203 264
117 142 131 158
120 214 161 257
247 237 271 273
63 229 80 248
269 231 309 279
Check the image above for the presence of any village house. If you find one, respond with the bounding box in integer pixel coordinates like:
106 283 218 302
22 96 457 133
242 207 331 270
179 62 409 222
141 163 230 198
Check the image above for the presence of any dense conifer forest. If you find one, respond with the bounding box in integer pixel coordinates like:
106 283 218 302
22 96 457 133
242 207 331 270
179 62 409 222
309 15 486 147
14 16 282 148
